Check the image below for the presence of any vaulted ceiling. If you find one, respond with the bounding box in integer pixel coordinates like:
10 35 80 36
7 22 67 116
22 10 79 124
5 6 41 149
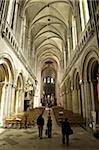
22 0 74 79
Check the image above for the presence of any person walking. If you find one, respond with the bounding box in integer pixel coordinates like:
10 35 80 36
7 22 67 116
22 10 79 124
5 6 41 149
61 118 72 146
47 116 52 138
37 114 44 139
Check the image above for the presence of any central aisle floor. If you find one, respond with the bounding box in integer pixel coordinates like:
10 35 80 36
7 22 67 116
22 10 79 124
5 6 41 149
0 108 99 150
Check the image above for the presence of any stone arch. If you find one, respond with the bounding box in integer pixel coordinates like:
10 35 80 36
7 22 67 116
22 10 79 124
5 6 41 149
66 76 72 111
81 46 99 80
81 46 99 124
72 69 83 115
0 53 15 81
14 73 24 113
0 56 15 125
61 82 66 108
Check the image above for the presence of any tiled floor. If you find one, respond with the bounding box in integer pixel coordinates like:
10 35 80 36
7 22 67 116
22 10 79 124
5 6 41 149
0 108 99 150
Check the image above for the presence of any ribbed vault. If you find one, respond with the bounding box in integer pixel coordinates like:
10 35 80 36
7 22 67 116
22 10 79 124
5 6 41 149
21 0 74 83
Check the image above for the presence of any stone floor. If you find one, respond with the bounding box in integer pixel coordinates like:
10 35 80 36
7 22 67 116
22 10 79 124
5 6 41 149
0 108 99 150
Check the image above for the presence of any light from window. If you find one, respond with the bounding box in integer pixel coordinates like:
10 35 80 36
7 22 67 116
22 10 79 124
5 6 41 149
44 78 46 83
47 77 50 83
51 78 54 83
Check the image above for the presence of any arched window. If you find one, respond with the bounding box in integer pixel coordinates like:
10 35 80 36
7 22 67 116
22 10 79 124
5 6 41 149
51 78 54 83
11 0 16 29
47 77 50 83
78 1 82 31
72 15 77 50
43 78 46 83
7 0 16 29
79 0 89 31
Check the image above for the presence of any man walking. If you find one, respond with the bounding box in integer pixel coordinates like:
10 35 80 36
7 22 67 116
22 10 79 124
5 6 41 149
37 114 44 139
61 118 72 146
47 116 52 138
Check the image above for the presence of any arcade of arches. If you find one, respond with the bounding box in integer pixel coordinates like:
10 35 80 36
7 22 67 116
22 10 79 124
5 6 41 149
0 0 99 134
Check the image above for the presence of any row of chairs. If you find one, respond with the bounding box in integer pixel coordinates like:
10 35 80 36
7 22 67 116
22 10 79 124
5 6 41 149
4 106 45 128
52 106 85 126
4 112 26 128
26 106 45 127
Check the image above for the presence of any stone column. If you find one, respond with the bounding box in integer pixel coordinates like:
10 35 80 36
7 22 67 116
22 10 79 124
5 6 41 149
61 93 64 107
20 16 24 49
18 89 24 112
40 78 43 101
67 90 72 111
21 89 24 112
61 91 64 108
18 89 21 112
90 81 96 128
16 88 19 113
97 76 99 102
69 92 72 111
10 84 16 114
66 91 69 110
63 49 66 69
72 88 79 113
8 83 12 117
77 89 81 114
80 81 86 118
90 81 95 111
4 83 9 117
23 17 27 54
83 81 91 124
64 89 67 110
27 28 32 62
0 83 7 125
67 35 71 62
72 16 76 50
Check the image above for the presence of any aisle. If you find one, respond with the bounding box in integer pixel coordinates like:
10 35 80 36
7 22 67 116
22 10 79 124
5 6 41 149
0 108 99 150
43 107 61 136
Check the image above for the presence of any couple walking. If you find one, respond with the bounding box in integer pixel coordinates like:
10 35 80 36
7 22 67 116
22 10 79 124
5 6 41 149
37 113 52 139
37 113 73 146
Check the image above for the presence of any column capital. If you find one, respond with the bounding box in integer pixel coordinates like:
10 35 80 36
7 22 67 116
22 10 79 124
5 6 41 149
12 84 17 88
1 82 9 89
6 82 16 88
79 79 84 85
0 82 5 86
70 86 74 91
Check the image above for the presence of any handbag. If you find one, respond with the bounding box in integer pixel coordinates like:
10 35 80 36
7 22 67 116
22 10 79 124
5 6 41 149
69 128 73 135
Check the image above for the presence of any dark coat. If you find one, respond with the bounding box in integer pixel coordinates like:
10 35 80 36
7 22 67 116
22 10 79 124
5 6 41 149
37 115 44 126
61 120 71 135
47 118 52 129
